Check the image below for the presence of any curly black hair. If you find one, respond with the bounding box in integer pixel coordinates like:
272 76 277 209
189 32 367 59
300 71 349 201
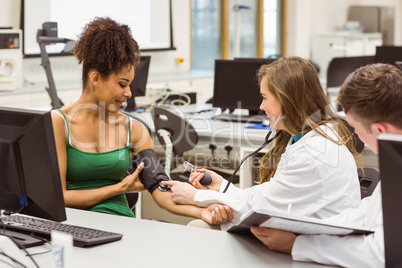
73 17 141 89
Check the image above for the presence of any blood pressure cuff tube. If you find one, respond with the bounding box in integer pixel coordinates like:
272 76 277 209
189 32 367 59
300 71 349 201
132 149 169 193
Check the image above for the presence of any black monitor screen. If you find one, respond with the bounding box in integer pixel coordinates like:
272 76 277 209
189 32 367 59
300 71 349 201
213 60 272 113
0 107 66 222
378 133 402 268
375 46 402 67
234 57 277 65
124 56 151 112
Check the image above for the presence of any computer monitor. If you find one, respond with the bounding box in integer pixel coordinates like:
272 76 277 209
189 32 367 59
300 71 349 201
124 55 151 112
235 57 322 74
378 133 402 268
326 56 376 88
396 61 402 70
234 57 277 65
0 107 66 222
213 59 271 115
375 46 402 67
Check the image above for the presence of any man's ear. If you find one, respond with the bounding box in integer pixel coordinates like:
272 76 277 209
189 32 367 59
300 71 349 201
372 122 387 134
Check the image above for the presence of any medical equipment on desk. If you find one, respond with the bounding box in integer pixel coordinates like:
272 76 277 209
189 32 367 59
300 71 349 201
0 29 23 91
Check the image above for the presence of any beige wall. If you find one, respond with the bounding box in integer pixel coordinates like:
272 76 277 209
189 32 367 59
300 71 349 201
286 0 402 58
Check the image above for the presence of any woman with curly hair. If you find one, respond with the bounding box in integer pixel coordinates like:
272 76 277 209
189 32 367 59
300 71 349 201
51 17 231 224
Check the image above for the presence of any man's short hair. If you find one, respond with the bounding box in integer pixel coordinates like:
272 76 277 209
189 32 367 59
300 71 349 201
338 63 402 130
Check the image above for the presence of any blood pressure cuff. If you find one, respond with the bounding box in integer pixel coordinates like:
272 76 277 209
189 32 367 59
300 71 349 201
132 149 169 193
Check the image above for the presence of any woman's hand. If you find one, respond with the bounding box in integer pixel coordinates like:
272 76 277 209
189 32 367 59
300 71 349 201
120 162 145 193
201 204 233 225
250 226 297 254
161 180 198 205
189 169 223 191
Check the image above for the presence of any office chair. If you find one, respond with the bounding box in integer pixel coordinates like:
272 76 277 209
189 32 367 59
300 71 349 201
358 167 380 199
152 105 238 184
152 105 198 181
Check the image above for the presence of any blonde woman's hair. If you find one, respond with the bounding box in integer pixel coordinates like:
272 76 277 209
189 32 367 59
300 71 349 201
257 56 361 183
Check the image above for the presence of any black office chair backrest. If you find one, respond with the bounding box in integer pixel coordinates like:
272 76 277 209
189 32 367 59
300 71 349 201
327 56 376 88
358 167 380 199
152 106 198 157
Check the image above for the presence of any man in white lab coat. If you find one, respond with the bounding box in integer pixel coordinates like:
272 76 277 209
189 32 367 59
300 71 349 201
250 63 402 268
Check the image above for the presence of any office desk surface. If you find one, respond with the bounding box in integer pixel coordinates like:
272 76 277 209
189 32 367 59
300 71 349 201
29 208 334 268
132 106 270 149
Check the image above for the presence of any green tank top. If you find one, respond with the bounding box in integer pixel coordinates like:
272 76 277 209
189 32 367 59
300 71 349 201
58 110 134 217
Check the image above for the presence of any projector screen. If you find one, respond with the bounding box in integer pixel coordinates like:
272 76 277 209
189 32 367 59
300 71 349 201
21 0 174 57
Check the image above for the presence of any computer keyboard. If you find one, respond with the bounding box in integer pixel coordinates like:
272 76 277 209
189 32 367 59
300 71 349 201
212 113 268 124
1 215 123 248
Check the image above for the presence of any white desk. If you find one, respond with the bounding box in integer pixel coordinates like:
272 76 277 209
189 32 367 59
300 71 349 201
131 105 269 150
28 208 335 268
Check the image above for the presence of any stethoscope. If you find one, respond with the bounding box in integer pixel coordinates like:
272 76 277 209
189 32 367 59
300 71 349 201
222 114 282 193
222 128 281 193
158 114 282 193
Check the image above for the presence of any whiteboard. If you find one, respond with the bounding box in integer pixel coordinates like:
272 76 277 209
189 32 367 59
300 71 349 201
21 0 174 56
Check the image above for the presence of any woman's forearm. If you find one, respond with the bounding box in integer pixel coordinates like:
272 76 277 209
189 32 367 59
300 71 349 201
63 183 125 209
151 189 204 219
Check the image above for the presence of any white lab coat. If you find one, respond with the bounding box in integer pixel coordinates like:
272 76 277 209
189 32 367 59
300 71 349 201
194 124 361 231
292 183 384 268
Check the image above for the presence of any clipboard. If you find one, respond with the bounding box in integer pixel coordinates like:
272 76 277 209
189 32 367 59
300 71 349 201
227 207 374 236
